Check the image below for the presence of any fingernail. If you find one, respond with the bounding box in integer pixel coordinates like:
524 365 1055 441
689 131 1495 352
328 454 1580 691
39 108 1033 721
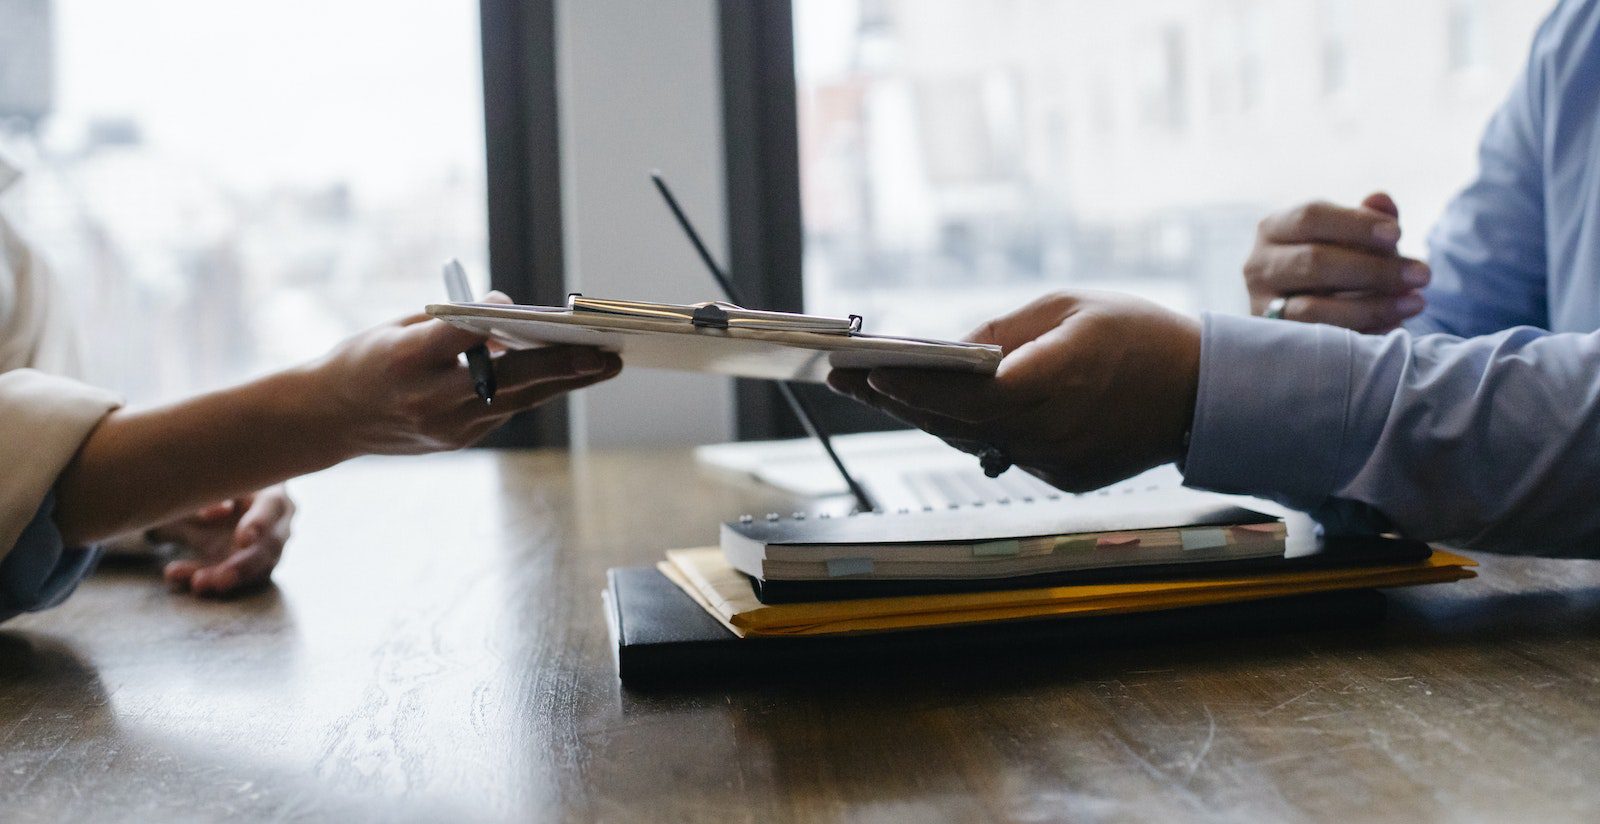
572 350 605 374
1396 294 1425 315
1402 262 1430 287
1372 222 1401 244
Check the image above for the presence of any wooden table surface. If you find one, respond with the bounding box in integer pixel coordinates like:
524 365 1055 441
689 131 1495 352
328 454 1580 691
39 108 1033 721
3 449 1599 823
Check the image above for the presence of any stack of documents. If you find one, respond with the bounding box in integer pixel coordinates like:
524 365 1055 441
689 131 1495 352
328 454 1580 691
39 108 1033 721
659 545 1477 638
606 464 1477 679
635 487 1480 640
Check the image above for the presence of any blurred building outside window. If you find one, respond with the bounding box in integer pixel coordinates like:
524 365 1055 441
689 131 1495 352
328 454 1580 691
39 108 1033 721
794 0 1550 341
0 0 487 404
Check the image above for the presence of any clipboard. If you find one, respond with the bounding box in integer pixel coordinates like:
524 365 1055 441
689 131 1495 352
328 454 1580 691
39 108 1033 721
426 296 1003 383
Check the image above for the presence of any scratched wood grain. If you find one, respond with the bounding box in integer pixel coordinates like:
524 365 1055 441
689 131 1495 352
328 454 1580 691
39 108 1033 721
1 449 1598 823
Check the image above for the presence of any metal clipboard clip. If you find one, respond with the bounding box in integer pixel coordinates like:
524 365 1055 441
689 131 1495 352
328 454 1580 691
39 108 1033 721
567 295 863 335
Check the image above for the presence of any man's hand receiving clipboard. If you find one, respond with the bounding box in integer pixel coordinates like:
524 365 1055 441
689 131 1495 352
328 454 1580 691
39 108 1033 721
826 290 1202 494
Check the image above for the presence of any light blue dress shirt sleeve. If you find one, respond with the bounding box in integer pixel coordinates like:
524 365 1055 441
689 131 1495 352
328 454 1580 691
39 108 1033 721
1407 4 1554 337
0 492 103 623
1409 0 1600 339
1183 313 1600 557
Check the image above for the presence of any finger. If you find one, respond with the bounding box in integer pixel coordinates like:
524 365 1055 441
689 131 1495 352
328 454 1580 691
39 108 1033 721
192 499 238 522
1256 244 1429 295
404 317 493 367
482 293 513 356
190 545 280 597
1275 292 1426 333
830 370 988 441
865 368 1010 424
849 388 988 444
1260 200 1401 250
491 346 620 390
164 559 203 590
403 292 507 331
191 490 291 598
825 369 871 398
235 487 293 549
963 293 1079 352
472 363 622 414
1361 191 1399 218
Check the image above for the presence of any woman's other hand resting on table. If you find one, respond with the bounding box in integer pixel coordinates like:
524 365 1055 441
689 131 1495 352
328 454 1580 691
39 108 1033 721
146 485 294 597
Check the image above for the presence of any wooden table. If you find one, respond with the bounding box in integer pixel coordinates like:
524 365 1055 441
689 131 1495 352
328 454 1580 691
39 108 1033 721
3 450 1599 822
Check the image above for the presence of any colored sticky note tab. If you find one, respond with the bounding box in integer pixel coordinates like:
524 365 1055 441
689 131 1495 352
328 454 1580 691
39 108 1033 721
1181 528 1229 551
826 557 874 577
972 540 1022 557
1095 534 1141 548
1053 536 1098 552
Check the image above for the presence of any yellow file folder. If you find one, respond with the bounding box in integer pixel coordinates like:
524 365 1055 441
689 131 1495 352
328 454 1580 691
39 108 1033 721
660 546 1477 638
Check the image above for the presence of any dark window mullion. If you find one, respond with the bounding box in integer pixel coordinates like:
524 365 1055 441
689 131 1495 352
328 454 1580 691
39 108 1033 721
478 0 567 447
719 0 904 440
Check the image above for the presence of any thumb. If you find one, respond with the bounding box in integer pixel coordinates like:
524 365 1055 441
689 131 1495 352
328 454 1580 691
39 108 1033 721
965 293 1080 353
1361 191 1399 218
479 290 513 353
234 489 293 548
193 499 238 522
409 290 516 363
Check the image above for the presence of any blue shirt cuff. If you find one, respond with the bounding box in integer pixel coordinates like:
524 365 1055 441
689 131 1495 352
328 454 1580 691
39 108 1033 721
1182 313 1355 511
0 492 102 623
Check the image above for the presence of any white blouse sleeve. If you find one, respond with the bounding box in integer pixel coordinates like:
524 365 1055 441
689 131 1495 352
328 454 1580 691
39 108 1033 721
0 369 120 565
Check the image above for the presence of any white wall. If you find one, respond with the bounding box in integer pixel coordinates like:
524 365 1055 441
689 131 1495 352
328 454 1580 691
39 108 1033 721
556 0 734 448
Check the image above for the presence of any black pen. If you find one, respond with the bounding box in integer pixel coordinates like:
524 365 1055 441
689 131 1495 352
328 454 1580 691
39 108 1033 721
442 258 497 403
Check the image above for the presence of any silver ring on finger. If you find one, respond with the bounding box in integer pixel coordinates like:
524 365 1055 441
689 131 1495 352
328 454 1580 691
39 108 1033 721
1263 296 1289 320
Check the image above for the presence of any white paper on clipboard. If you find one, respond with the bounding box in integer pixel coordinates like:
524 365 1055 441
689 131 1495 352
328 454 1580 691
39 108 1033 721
425 301 1003 383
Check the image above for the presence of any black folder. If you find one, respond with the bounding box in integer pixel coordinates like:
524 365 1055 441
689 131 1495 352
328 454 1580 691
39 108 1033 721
603 565 1388 686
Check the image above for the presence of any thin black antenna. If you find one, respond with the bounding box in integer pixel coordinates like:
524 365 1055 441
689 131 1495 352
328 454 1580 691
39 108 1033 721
652 173 747 307
650 170 878 514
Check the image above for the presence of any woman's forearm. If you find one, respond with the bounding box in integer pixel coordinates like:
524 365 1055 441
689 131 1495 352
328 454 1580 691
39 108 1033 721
54 364 354 544
50 308 621 546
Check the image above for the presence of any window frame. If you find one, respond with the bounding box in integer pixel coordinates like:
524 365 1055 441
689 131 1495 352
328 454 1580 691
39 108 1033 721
719 0 903 439
478 0 569 447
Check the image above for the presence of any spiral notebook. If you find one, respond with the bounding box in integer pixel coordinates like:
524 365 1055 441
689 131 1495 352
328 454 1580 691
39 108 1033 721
722 486 1288 588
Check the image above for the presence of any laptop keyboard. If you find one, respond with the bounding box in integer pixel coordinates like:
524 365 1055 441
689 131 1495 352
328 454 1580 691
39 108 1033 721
862 465 1181 512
